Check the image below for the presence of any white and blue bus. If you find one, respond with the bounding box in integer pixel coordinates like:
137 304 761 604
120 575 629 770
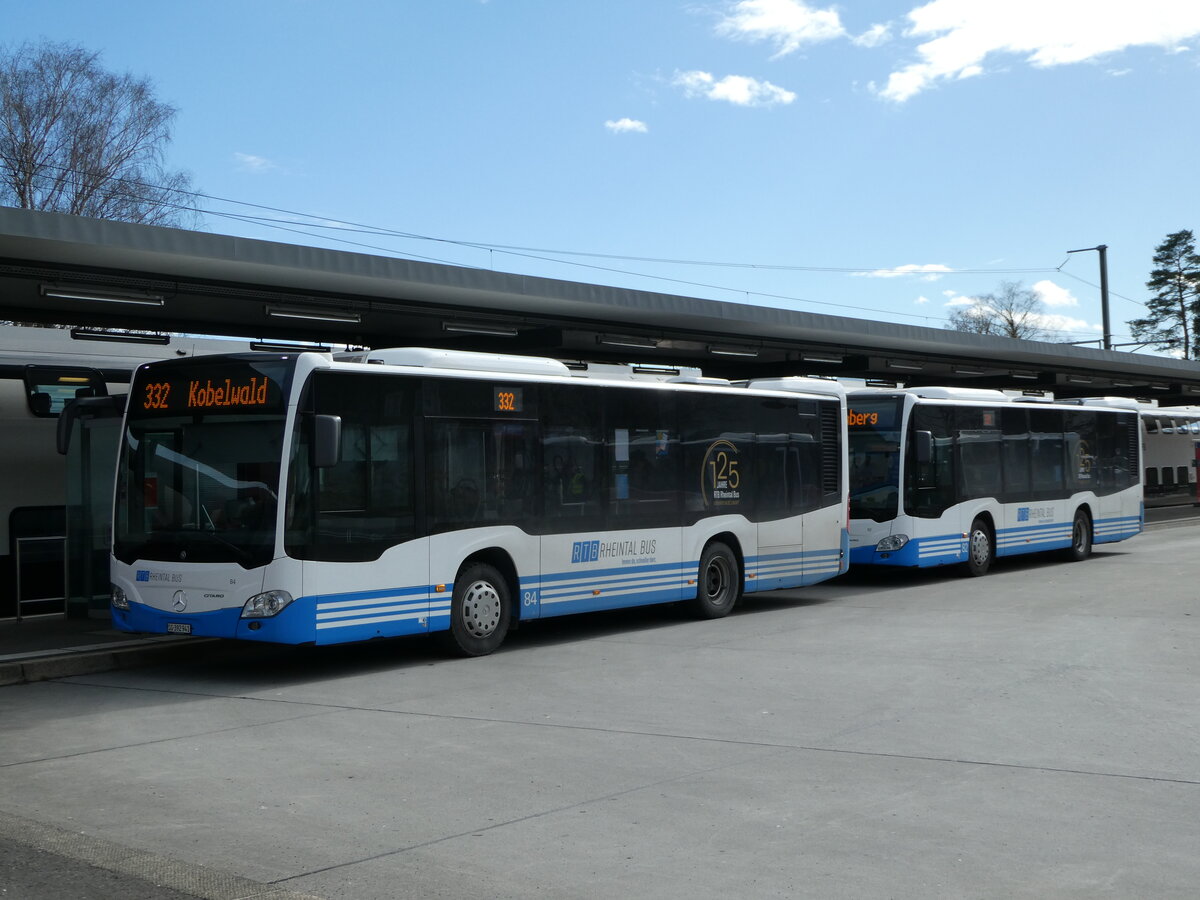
109 348 848 654
847 387 1142 575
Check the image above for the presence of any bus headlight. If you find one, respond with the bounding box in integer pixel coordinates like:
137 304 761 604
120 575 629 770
875 534 909 552
241 590 294 618
111 584 130 610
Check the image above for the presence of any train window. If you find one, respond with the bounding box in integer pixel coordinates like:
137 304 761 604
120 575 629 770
22 366 107 418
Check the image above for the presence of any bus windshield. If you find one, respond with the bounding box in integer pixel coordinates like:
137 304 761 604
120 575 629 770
113 357 293 568
848 396 904 521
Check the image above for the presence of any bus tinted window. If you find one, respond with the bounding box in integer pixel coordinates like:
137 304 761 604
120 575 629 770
606 388 679 527
286 372 417 561
681 393 755 517
1029 409 1065 495
906 405 955 517
427 417 536 533
1000 408 1031 499
542 384 604 525
957 408 1002 500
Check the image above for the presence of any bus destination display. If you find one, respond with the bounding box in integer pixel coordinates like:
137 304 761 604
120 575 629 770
133 363 286 416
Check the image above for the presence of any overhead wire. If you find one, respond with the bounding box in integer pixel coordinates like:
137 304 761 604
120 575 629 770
0 157 1146 340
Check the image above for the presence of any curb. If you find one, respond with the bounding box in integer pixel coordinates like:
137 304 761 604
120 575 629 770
0 637 222 686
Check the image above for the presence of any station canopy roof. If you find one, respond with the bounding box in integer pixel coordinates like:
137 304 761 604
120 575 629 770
2 207 1199 403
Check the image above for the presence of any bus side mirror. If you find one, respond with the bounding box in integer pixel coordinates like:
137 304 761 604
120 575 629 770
915 430 933 465
313 414 342 468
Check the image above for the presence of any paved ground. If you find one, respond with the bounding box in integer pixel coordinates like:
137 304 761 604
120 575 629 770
1 522 1197 899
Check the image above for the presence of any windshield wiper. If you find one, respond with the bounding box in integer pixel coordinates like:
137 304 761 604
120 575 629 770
187 531 256 566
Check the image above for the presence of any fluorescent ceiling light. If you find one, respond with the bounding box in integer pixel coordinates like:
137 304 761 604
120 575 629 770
1010 372 1040 380
42 284 164 307
801 353 843 364
265 305 361 324
70 327 170 345
886 359 923 372
597 334 659 350
250 341 331 353
442 321 519 337
708 345 759 358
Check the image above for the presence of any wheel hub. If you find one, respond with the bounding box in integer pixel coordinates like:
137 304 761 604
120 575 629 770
462 580 501 638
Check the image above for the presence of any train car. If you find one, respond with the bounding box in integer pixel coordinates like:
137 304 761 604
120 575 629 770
1140 404 1200 507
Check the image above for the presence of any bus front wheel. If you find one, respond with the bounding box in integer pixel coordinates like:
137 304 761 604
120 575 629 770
964 518 994 577
444 563 511 656
690 541 741 619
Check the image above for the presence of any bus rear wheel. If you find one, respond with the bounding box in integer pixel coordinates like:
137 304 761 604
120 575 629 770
1063 509 1093 562
690 541 740 619
963 518 994 577
443 563 511 656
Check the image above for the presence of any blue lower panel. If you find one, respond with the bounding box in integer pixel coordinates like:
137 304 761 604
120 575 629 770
852 536 956 568
111 597 318 644
539 586 685 618
310 585 438 645
745 547 845 592
1094 515 1143 544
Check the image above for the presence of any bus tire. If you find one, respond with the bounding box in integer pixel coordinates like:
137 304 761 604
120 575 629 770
443 563 511 656
1063 509 1093 562
690 541 740 619
963 517 994 577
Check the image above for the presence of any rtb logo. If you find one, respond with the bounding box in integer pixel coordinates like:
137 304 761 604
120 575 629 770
571 540 600 564
1017 508 1030 522
136 570 150 582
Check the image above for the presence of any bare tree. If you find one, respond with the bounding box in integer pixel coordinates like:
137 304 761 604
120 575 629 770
0 40 196 226
947 281 1052 341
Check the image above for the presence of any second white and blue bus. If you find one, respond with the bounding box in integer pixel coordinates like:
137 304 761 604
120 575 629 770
847 387 1142 575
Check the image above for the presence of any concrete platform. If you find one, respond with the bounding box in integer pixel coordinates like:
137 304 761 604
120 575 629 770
1 506 1195 688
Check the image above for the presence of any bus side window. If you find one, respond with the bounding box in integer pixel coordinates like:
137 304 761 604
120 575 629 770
542 384 604 523
605 387 679 526
905 405 955 517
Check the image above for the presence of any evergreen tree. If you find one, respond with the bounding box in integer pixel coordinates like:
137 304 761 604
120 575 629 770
1129 230 1200 359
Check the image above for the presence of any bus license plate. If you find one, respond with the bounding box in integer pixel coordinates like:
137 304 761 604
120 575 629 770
166 623 192 635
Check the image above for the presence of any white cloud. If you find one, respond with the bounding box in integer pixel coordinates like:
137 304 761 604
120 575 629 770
1035 312 1102 334
716 0 846 57
234 152 278 174
853 24 892 48
605 118 648 133
915 295 931 305
862 263 953 280
673 70 796 107
943 292 976 307
877 0 1200 102
1032 279 1080 307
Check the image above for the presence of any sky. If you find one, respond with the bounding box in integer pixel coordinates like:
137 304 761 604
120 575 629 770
6 0 1200 352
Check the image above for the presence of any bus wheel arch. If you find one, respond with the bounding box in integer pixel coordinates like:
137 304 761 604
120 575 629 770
690 535 743 619
442 549 517 656
1064 506 1093 562
963 514 995 577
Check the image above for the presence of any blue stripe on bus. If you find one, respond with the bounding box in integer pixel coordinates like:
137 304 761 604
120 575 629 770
300 542 852 634
854 513 1142 567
